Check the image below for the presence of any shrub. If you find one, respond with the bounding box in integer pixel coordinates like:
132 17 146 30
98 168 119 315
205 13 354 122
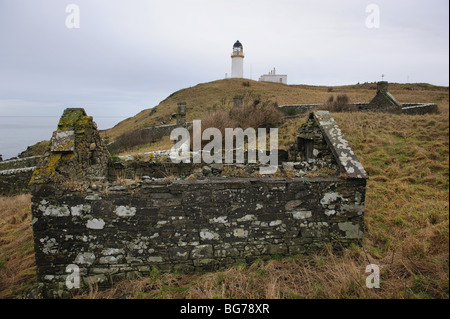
319 94 358 112
189 97 283 147
229 99 283 129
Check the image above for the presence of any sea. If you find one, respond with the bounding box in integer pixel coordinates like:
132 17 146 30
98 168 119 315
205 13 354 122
0 116 127 160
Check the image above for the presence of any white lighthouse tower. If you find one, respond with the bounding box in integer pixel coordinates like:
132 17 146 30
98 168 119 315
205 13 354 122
231 40 244 78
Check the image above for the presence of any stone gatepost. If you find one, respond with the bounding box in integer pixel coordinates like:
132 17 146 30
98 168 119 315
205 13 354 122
177 102 187 127
233 96 243 108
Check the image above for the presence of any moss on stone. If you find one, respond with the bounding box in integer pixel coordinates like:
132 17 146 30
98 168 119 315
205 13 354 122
29 108 110 186
57 108 92 132
29 153 76 185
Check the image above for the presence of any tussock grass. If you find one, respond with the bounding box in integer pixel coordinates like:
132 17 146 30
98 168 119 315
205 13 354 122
0 194 36 298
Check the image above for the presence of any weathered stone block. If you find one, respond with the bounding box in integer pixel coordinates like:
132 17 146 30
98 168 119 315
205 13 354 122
264 244 288 255
51 130 75 152
191 245 213 259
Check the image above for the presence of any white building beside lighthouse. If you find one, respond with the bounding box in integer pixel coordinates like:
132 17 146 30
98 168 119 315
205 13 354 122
259 67 287 84
231 40 244 78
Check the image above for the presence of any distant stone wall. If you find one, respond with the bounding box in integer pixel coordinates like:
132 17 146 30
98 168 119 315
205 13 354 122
31 176 366 298
279 102 438 116
0 167 35 196
357 103 439 115
0 156 42 171
107 122 192 154
278 103 368 116
142 124 179 140
142 122 193 140
0 156 42 196
278 104 319 116
401 103 438 115
364 82 438 115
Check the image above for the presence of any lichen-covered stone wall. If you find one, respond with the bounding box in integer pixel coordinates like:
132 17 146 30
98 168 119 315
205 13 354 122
0 167 35 195
0 156 42 195
0 156 42 171
402 103 438 115
278 103 368 116
30 108 110 186
29 108 368 298
31 176 366 298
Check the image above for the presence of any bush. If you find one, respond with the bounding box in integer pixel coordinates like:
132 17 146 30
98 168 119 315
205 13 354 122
189 96 283 148
319 94 358 112
229 99 283 129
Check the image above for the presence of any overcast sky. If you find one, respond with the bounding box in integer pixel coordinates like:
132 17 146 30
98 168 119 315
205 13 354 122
0 0 448 125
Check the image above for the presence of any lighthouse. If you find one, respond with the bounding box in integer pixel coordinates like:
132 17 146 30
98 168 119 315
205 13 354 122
231 40 244 78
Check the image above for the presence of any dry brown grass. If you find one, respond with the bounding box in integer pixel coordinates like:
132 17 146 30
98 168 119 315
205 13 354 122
103 79 448 141
0 194 36 298
0 83 448 300
74 241 447 299
81 102 449 299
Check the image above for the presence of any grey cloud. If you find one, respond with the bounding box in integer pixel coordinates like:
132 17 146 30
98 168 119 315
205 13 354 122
0 0 448 120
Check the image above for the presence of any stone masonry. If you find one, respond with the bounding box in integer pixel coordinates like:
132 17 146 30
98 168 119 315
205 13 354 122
0 156 42 195
278 82 437 116
29 108 368 298
366 81 402 113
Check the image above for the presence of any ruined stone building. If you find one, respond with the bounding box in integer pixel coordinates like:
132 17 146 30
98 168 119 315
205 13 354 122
27 107 368 297
277 81 438 116
366 81 402 113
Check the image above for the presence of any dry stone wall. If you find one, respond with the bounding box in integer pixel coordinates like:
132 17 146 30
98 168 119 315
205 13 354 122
29 108 368 298
32 176 366 298
0 155 42 170
401 103 438 115
0 156 42 195
0 167 35 195
278 82 437 116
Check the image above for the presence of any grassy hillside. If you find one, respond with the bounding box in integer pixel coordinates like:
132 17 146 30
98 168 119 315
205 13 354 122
73 105 450 298
22 79 447 155
1 80 448 299
103 79 448 141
